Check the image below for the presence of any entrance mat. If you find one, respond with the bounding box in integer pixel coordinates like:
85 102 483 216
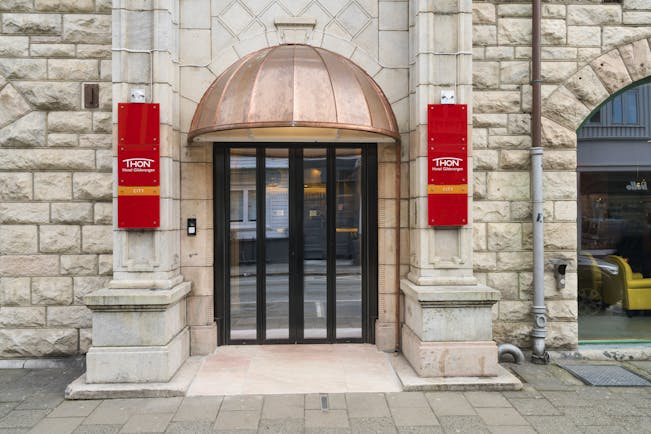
559 364 651 387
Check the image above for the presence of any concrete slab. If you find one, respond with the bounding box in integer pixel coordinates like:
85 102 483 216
390 353 522 391
64 356 202 400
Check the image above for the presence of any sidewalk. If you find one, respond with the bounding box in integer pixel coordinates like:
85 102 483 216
0 359 650 433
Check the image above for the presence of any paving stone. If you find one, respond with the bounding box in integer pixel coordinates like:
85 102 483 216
15 393 63 410
0 404 18 419
138 398 182 414
349 417 396 434
608 416 651 433
173 397 222 421
71 425 121 434
525 416 583 434
464 392 512 408
165 421 213 434
305 410 349 429
0 410 50 428
257 418 305 433
219 396 263 412
346 394 390 418
475 407 529 426
261 395 303 419
47 400 101 418
385 393 428 409
510 364 579 391
507 398 561 416
389 407 438 427
83 399 145 425
27 417 83 434
437 416 490 434
488 426 536 434
541 391 593 408
0 428 28 434
577 426 628 434
120 413 173 433
425 393 475 416
396 428 443 434
306 394 346 410
214 411 260 430
564 406 614 426
304 429 351 434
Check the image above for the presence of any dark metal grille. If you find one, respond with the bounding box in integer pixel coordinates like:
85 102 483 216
560 364 651 387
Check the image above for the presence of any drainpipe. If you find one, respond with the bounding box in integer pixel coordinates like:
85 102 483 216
395 141 401 352
531 0 550 364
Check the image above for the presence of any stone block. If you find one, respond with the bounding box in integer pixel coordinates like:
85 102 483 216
29 43 75 57
79 134 111 149
473 150 498 170
541 117 576 149
603 26 651 50
487 223 522 251
62 15 111 44
35 0 94 11
554 201 577 222
51 202 93 224
0 85 31 129
0 58 46 80
73 276 109 303
32 277 73 305
180 0 211 29
76 44 111 58
486 46 513 60
500 150 529 170
0 277 31 305
0 255 59 277
473 91 520 114
544 172 577 200
82 225 112 253
541 62 577 83
80 328 92 353
0 329 78 358
567 26 601 47
0 149 95 170
590 50 632 94
473 3 496 24
487 272 519 301
473 62 499 89
473 224 486 251
0 225 37 254
0 111 47 148
489 135 531 149
0 35 29 56
2 13 61 35
47 133 78 147
487 172 530 201
543 4 566 19
541 19 566 44
565 66 610 109
47 306 92 328
568 5 622 25
0 170 30 201
48 59 99 80
186 295 212 326
34 172 72 200
73 173 112 200
92 112 112 133
498 301 530 321
498 19 531 45
190 324 217 356
48 111 92 133
0 203 49 224
86 327 189 383
93 203 112 224
40 225 81 253
0 307 45 327
542 47 577 60
496 252 533 271
96 150 112 171
60 255 97 276
473 25 497 46
545 223 577 250
543 86 590 130
619 39 651 81
379 2 407 31
13 81 79 111
542 150 576 171
547 321 578 349
500 61 529 85
473 201 510 222
98 255 112 276
182 266 213 297
374 68 408 104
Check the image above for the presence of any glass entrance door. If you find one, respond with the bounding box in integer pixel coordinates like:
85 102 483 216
214 144 377 344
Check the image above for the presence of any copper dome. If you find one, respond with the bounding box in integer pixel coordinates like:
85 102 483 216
188 44 399 144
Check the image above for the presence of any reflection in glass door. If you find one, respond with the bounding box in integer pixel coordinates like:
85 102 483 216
216 144 377 344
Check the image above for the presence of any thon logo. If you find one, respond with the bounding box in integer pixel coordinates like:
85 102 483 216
123 158 154 168
432 157 462 167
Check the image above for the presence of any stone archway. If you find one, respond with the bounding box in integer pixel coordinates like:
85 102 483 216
0 75 45 147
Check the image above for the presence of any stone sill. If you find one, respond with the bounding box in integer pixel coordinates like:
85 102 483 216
401 279 500 304
84 281 191 311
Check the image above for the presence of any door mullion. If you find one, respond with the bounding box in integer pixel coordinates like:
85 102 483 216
291 147 305 342
327 146 337 342
256 147 266 343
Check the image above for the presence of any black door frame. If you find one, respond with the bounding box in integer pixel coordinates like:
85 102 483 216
213 143 378 345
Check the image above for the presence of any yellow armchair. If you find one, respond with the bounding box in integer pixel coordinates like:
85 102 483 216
605 255 651 314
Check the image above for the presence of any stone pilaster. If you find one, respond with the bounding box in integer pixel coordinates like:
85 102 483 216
402 0 500 378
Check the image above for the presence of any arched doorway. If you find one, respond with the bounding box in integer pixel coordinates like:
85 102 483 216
187 44 399 345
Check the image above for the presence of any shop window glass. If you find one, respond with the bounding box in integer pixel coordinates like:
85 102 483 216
611 91 638 124
588 109 601 124
230 191 243 222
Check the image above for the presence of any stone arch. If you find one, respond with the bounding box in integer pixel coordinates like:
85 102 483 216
0 73 45 147
540 37 651 148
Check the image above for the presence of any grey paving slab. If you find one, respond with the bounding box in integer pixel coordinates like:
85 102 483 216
525 416 583 434
609 415 651 433
16 393 64 410
305 394 346 410
261 395 303 420
510 364 581 391
165 420 214 434
488 426 536 434
137 398 183 415
578 426 629 434
83 399 146 425
564 407 614 426
507 398 561 416
47 400 101 418
27 417 83 434
257 418 304 433
425 392 475 416
385 393 428 409
219 396 263 412
474 407 529 426
214 411 260 431
304 428 351 434
349 417 396 434
396 427 443 434
389 407 439 427
172 396 222 422
119 413 173 433
595 399 641 416
346 394 390 418
464 392 512 408
437 415 490 434
0 429 29 434
541 391 593 408
305 410 349 429
72 425 121 434
0 410 50 428
0 404 18 419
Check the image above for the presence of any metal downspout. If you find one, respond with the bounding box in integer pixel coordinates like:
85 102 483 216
531 0 549 364
395 141 401 352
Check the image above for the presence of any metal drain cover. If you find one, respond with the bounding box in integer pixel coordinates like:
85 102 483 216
560 364 651 387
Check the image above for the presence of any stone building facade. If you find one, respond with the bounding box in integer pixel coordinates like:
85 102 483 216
0 0 649 378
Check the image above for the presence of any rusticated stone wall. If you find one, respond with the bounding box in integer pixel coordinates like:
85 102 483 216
473 1 651 348
0 0 112 357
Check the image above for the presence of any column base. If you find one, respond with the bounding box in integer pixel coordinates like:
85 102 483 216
402 325 498 377
190 323 217 355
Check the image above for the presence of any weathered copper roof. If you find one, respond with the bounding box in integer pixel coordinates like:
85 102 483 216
188 44 399 144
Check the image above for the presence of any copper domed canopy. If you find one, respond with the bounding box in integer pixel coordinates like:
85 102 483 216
188 44 399 144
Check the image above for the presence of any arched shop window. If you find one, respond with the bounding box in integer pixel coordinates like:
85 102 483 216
577 81 651 343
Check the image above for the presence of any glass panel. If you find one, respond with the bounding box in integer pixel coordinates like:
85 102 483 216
589 109 601 124
335 149 363 339
624 92 637 124
304 149 328 339
229 149 257 340
578 171 651 341
265 149 290 340
612 95 623 123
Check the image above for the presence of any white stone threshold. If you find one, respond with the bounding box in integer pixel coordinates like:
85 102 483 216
65 356 203 400
390 353 522 391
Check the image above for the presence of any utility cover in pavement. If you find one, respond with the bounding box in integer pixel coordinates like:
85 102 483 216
559 364 651 387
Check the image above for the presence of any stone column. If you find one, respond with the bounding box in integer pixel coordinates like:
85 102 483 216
402 1 500 377
83 1 189 383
